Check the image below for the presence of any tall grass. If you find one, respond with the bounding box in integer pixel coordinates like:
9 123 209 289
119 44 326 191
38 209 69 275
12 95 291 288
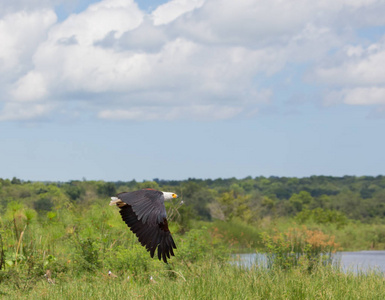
206 219 263 252
0 200 230 294
2 260 385 299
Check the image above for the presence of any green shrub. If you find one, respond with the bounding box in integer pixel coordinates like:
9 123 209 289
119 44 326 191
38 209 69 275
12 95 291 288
261 226 341 271
72 237 101 272
295 208 348 228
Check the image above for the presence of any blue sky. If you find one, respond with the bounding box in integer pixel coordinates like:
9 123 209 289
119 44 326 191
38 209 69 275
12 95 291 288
1 0 385 181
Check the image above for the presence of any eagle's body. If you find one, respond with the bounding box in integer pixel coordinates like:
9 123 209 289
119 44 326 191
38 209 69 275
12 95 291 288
110 189 177 263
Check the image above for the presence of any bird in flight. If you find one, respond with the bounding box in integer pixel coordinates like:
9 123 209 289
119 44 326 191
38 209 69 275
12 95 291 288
110 189 178 263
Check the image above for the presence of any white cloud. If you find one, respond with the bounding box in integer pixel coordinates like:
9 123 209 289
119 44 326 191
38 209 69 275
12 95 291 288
315 41 385 86
11 71 48 101
343 87 385 105
0 0 53 16
2 0 385 122
8 0 145 103
98 104 243 121
314 39 385 108
0 10 56 73
167 0 385 46
325 87 385 106
0 102 54 121
152 0 205 26
48 0 143 46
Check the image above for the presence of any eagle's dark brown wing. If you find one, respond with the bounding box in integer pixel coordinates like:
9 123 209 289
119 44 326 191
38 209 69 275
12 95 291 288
117 189 167 225
115 190 177 263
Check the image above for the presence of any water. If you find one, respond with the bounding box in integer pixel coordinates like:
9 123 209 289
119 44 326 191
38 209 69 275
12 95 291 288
334 251 385 273
233 251 385 273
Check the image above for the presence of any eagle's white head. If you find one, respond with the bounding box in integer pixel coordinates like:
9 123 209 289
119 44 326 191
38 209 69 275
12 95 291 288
162 192 178 200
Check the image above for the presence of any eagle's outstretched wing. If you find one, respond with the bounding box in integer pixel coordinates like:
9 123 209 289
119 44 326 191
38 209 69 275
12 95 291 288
111 189 177 263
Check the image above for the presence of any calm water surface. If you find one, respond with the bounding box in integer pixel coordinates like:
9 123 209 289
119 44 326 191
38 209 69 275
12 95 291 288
233 251 385 273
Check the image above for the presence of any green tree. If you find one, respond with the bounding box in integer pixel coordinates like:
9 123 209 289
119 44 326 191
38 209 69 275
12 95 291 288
96 182 117 197
11 177 21 185
33 198 53 212
288 191 314 214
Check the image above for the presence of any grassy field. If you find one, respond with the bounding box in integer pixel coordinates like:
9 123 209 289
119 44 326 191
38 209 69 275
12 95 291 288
2 260 385 300
1 197 385 299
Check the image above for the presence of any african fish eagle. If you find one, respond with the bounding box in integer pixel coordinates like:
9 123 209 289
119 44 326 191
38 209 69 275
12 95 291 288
109 189 178 263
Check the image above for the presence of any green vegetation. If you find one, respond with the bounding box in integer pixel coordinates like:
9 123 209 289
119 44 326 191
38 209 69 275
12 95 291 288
1 175 385 298
3 262 385 300
261 226 340 271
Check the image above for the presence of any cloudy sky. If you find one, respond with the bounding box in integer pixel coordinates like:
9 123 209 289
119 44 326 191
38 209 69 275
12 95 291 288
1 0 385 182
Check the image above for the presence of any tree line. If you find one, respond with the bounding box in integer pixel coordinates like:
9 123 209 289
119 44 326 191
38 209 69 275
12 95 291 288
1 175 385 226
